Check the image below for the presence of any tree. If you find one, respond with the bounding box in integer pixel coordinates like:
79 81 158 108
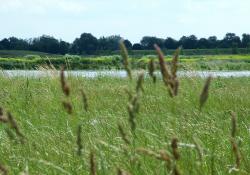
0 38 10 50
132 43 143 50
197 38 209 49
59 40 70 54
207 36 218 48
8 37 29 50
124 39 132 50
220 33 241 48
242 33 250 48
98 35 122 51
164 37 178 49
30 35 60 54
140 36 164 49
179 35 198 49
76 33 98 54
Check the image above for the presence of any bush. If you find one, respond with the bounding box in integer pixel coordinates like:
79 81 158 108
24 55 41 60
63 54 81 60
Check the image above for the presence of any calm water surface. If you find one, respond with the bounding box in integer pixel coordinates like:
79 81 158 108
1 70 250 78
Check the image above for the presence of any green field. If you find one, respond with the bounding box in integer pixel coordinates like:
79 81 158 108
1 53 250 70
0 75 249 174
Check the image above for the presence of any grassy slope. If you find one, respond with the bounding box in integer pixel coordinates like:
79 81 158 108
0 76 249 174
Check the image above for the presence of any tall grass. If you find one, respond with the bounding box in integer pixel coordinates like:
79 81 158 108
0 46 249 174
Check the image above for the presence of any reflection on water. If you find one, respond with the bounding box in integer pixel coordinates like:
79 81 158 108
1 70 250 78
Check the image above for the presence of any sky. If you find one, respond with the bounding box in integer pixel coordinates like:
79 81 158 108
0 0 250 43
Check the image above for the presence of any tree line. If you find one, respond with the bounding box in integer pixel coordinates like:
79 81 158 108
0 33 250 55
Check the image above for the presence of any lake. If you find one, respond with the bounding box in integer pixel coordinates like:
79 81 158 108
1 70 250 78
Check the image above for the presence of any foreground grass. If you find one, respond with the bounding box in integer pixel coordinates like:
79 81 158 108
0 75 250 174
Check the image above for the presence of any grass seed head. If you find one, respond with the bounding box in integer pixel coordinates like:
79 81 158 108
0 164 8 175
90 151 96 175
171 47 181 78
199 76 212 110
231 111 237 138
118 123 130 145
60 66 70 97
148 58 156 83
77 125 83 156
136 71 144 93
171 137 180 160
80 89 89 112
62 101 73 115
7 112 25 143
120 40 132 80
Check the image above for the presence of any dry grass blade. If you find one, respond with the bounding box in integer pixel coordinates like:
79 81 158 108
171 138 180 160
120 40 132 80
0 164 8 175
136 71 144 93
77 125 83 156
118 123 130 145
136 148 171 162
7 112 25 143
90 151 96 175
148 58 156 83
80 89 89 112
199 76 212 110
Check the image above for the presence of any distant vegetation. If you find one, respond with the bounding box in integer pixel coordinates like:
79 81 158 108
1 54 250 70
0 33 250 55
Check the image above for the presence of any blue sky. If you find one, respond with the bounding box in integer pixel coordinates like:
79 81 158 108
0 0 250 43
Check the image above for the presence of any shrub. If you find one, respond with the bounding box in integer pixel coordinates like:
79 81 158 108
24 55 41 60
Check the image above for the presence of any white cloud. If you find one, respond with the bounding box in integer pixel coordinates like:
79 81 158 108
0 0 88 14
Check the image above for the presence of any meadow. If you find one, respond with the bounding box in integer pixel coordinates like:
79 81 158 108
0 45 250 175
0 74 250 174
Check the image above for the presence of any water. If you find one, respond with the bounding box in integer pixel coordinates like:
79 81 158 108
1 70 250 78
